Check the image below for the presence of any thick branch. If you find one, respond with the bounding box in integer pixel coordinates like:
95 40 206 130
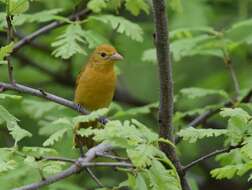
151 1 191 190
183 144 242 171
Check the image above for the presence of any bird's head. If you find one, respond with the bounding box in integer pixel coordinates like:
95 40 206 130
90 44 123 65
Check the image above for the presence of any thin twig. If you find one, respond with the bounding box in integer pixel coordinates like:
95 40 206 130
183 144 242 171
85 167 104 187
96 152 129 161
151 0 191 190
13 143 112 190
223 50 240 97
39 156 76 163
13 9 91 52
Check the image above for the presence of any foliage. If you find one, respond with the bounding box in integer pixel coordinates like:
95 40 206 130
0 0 252 189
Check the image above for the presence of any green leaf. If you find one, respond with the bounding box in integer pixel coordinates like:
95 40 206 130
8 0 29 15
0 42 14 60
146 160 181 190
112 102 158 118
0 105 19 123
87 0 107 13
135 173 148 190
82 30 108 48
43 128 68 147
51 23 86 59
169 0 183 13
42 161 65 175
127 144 155 168
0 93 22 100
220 108 251 121
124 0 149 16
180 87 229 99
89 15 143 42
177 127 227 143
73 108 108 125
142 48 156 63
22 99 62 119
22 147 57 157
25 8 62 23
7 121 32 145
0 159 16 173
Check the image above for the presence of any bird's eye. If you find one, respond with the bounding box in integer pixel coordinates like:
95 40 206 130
100 52 107 58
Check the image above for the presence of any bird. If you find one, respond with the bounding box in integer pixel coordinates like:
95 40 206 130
73 44 123 150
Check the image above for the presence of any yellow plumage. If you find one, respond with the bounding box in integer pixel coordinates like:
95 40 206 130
74 44 123 148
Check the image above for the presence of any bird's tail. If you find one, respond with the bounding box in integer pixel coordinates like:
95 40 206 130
73 120 98 149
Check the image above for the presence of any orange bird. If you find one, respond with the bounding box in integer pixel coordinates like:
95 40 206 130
74 44 123 149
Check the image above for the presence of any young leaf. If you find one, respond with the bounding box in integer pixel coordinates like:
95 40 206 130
0 42 14 61
87 0 107 13
73 108 108 125
89 15 143 42
43 128 69 147
0 159 16 173
7 121 32 145
82 30 108 48
22 147 57 157
0 93 22 100
0 105 19 123
220 108 251 121
177 127 227 143
180 87 229 99
51 24 86 59
8 0 29 15
142 48 156 63
124 0 149 16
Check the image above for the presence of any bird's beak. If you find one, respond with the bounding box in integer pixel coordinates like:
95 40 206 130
110 52 123 61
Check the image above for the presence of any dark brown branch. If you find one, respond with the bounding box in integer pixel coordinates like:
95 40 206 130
13 9 91 52
183 144 242 171
151 1 191 190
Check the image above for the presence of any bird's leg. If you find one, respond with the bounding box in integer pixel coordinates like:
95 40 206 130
99 116 108 125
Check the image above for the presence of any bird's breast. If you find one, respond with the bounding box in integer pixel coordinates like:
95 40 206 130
74 65 116 111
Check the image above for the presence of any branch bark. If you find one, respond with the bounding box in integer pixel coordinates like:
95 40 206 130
13 143 112 190
151 1 191 190
183 144 242 171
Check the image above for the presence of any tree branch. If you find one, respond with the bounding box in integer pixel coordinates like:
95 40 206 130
151 1 191 190
13 9 91 52
183 144 242 171
13 143 112 190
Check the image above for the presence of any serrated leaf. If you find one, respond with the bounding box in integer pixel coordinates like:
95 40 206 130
73 108 108 125
220 108 251 121
82 30 108 48
22 147 57 157
0 42 14 60
43 128 68 147
7 121 32 145
127 144 154 168
8 0 29 15
42 161 65 175
112 102 158 119
0 105 19 123
22 99 62 119
211 164 243 179
51 24 86 59
0 159 16 173
87 0 107 13
180 87 229 99
125 0 149 16
177 127 227 143
89 15 143 42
